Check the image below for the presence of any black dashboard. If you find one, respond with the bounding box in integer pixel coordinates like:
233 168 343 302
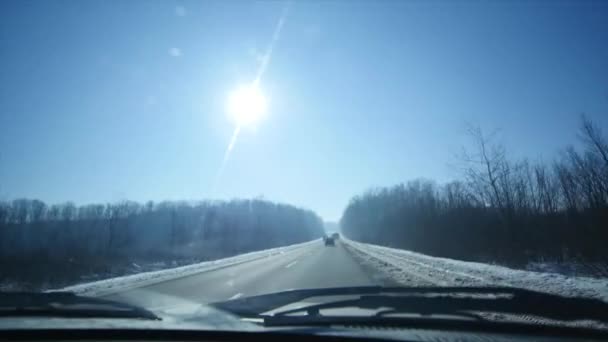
2 328 608 342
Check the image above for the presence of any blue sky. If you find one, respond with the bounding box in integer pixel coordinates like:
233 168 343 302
1 0 607 220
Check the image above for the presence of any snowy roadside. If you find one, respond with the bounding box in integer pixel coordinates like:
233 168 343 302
54 239 320 297
343 238 608 302
527 261 608 278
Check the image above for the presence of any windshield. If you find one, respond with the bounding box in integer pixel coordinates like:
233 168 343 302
1 0 608 335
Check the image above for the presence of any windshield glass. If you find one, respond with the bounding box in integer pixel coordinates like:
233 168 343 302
1 0 608 334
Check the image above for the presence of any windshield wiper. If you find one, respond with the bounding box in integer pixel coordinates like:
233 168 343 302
0 292 159 320
212 286 608 325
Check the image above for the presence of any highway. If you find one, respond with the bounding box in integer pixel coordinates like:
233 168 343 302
105 240 388 309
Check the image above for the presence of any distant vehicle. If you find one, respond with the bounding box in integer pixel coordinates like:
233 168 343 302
324 236 335 246
332 232 340 240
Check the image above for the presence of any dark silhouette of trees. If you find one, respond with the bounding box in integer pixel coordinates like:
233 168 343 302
342 116 608 266
0 198 324 290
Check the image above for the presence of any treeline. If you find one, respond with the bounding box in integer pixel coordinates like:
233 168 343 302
341 115 608 267
0 198 324 290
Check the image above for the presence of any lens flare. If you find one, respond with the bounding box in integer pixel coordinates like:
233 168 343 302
227 84 267 127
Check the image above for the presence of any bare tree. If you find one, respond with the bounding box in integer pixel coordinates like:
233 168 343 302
580 114 608 168
11 199 30 225
0 201 9 226
534 163 559 214
460 124 511 219
30 200 47 223
579 115 608 206
60 202 77 222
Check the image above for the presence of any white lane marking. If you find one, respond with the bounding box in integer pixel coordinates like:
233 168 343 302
285 260 298 269
229 293 243 300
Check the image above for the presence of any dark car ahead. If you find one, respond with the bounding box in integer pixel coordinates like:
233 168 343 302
324 236 335 246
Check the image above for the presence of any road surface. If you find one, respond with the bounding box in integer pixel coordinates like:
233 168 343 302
105 240 387 309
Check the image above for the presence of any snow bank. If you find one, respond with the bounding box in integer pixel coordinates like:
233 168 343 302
343 238 608 302
55 239 320 297
527 261 608 278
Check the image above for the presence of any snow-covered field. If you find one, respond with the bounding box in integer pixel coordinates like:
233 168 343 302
343 238 608 302
55 239 320 297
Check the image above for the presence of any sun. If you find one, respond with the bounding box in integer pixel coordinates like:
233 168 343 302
227 84 267 127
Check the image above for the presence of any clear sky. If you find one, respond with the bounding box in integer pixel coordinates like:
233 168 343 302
1 0 607 220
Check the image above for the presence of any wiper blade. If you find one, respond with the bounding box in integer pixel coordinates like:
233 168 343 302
267 291 608 323
263 315 608 340
212 286 608 323
0 292 159 320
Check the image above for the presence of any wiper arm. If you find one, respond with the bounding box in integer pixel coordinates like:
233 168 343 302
266 291 608 323
263 314 608 340
269 296 488 321
213 286 608 323
0 292 159 320
259 288 608 338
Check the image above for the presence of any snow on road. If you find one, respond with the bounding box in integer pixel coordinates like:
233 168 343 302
343 238 608 302
55 239 320 297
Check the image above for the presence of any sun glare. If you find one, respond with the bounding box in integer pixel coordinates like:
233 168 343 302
227 84 267 127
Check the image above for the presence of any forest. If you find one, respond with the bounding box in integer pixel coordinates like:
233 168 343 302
0 198 324 290
341 115 608 269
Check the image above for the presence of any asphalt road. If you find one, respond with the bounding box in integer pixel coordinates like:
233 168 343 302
105 240 384 309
